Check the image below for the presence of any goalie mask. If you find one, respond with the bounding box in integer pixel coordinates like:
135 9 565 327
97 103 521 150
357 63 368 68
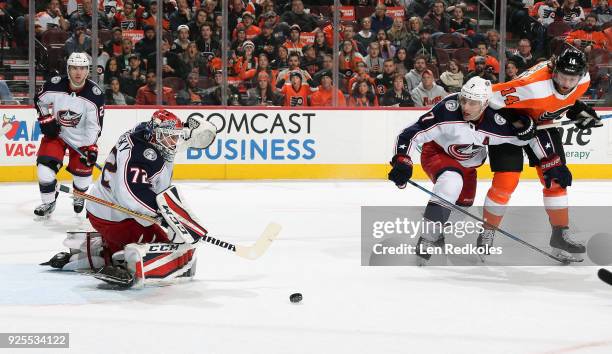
66 52 91 89
145 110 184 162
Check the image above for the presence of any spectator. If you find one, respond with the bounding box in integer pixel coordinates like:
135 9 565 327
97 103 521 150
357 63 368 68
405 16 424 48
339 40 364 77
364 42 385 76
135 25 157 62
347 61 377 93
566 14 609 53
196 23 221 58
169 0 192 32
236 11 261 40
277 52 312 88
504 60 520 82
424 0 451 37
64 25 92 58
213 14 224 40
506 39 536 72
261 11 280 34
449 6 483 46
102 1 119 28
557 0 585 27
114 1 137 30
592 0 612 25
408 0 431 17
241 53 278 87
176 73 205 105
486 29 500 58
380 73 415 107
342 24 364 55
376 29 396 60
104 27 124 57
271 46 290 70
387 17 411 50
106 77 135 105
284 24 307 56
393 48 410 76
232 27 248 53
121 65 146 98
406 27 435 66
125 53 145 77
234 40 258 74
349 80 379 107
188 9 209 41
181 42 208 76
172 24 192 55
375 58 398 96
313 31 332 57
35 0 69 34
313 54 345 87
69 0 110 30
117 38 136 71
0 80 15 103
280 0 319 33
538 0 560 27
254 23 279 57
138 1 170 31
371 4 393 33
404 55 428 92
464 56 498 83
301 45 321 76
468 42 500 73
280 71 312 107
146 37 189 80
410 70 447 107
438 59 464 93
104 57 122 86
229 0 246 30
244 71 284 106
309 70 346 107
135 71 177 105
356 17 376 53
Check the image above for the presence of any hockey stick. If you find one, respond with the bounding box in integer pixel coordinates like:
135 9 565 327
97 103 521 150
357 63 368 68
536 114 612 130
406 180 582 264
598 268 612 286
57 184 281 260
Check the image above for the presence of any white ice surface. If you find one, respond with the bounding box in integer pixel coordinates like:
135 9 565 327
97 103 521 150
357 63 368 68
0 180 611 354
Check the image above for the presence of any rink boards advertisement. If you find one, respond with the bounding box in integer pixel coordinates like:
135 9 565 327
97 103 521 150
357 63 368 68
1 107 611 181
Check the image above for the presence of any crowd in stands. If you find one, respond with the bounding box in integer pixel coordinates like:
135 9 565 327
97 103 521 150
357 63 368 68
0 0 609 107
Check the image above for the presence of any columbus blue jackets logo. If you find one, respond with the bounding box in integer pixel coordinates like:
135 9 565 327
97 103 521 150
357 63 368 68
143 148 158 161
447 144 484 161
57 110 83 127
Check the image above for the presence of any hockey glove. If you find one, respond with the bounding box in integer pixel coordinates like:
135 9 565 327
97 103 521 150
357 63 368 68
566 100 602 130
38 114 60 137
79 145 98 167
540 154 572 189
388 154 413 189
514 115 536 141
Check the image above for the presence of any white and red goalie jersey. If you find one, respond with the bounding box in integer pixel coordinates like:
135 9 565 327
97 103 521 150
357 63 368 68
86 123 173 226
34 76 105 148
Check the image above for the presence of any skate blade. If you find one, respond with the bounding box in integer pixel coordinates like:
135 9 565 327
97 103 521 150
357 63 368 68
478 253 487 263
551 248 584 263
34 214 52 221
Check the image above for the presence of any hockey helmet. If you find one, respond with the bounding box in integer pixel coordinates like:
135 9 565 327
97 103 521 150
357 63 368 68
459 77 492 120
146 110 184 162
66 52 91 88
554 48 587 77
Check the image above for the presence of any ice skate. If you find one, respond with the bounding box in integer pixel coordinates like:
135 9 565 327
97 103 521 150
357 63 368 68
476 228 496 262
550 226 585 262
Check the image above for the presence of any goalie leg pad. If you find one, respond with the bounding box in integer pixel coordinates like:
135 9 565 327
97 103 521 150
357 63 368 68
124 243 197 289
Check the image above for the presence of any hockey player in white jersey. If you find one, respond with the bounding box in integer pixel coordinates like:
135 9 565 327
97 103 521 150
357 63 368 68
34 52 105 217
388 77 571 265
41 109 217 287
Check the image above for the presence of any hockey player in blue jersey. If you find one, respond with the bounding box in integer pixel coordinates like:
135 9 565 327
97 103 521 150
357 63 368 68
388 77 571 265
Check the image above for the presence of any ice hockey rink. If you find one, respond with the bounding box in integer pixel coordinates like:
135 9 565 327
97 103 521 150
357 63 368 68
0 179 611 354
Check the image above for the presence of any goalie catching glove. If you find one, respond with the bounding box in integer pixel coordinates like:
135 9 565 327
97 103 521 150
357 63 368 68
566 100 602 130
156 185 208 244
182 115 217 150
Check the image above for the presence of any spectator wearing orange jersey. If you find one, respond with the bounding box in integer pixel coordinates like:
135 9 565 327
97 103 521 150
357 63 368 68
468 42 500 73
137 1 170 30
241 53 278 88
566 14 609 53
339 39 365 82
136 71 177 105
233 41 258 76
281 71 312 107
347 61 376 93
233 11 261 40
348 80 379 107
276 52 313 88
284 24 307 56
309 70 347 107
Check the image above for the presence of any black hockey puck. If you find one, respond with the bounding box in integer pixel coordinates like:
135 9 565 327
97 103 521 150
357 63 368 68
289 293 302 303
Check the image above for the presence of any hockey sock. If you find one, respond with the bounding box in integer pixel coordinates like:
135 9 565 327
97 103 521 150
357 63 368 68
73 175 91 193
536 166 569 227
37 164 57 204
483 172 520 229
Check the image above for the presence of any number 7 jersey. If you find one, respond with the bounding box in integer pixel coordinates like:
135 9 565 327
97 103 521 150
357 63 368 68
86 123 173 226
488 61 590 122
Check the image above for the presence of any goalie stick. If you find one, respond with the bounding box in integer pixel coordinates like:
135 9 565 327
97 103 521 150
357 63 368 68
405 180 583 264
57 184 281 260
598 268 612 286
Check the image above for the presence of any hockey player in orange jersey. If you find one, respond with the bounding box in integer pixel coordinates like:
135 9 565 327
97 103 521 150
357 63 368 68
479 48 602 260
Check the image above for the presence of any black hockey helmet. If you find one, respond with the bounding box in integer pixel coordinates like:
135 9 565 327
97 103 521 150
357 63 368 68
554 48 587 77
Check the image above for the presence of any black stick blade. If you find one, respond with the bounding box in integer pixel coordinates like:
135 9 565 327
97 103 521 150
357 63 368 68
597 268 612 286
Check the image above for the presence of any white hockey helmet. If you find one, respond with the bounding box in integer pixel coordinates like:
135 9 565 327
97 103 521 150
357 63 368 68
66 52 90 88
459 77 492 120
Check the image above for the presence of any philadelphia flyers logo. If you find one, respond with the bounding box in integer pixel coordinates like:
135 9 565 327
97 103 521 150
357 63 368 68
539 105 571 121
447 144 484 161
